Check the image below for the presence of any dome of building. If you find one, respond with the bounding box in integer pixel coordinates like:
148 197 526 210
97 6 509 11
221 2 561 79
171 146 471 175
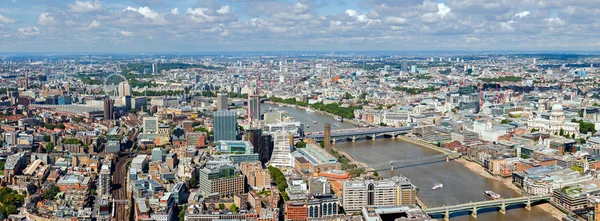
551 103 563 112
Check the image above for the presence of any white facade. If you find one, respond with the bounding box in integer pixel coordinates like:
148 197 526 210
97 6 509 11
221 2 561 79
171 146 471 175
269 131 293 167
527 103 579 136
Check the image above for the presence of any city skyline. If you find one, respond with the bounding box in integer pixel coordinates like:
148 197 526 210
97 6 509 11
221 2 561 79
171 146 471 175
0 0 596 52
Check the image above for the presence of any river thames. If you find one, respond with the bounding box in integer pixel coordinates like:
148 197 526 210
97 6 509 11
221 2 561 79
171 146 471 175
263 103 555 221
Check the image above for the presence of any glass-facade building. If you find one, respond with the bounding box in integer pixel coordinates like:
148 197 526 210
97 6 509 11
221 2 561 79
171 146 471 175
213 110 238 141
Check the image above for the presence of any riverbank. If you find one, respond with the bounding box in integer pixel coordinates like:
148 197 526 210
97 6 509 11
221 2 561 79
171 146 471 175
264 101 368 127
405 135 567 220
382 135 566 220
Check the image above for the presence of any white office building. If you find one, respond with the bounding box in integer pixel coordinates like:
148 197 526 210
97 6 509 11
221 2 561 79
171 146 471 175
269 131 293 167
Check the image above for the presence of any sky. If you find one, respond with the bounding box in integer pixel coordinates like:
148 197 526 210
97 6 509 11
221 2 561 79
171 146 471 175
0 0 597 52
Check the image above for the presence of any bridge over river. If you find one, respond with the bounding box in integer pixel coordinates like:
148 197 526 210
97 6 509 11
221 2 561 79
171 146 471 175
305 126 413 142
425 195 551 221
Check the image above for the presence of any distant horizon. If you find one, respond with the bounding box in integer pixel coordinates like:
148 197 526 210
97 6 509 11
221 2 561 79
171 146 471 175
0 0 598 52
2 50 600 56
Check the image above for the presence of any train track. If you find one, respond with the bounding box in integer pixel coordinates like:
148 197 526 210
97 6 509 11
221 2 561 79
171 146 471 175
112 155 133 221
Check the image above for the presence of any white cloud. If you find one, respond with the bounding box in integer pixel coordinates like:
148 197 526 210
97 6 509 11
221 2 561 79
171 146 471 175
545 17 565 27
120 30 133 36
0 14 15 24
514 11 530 18
37 13 57 26
68 0 104 13
216 5 230 15
171 8 179 15
383 16 407 25
345 9 357 17
125 6 160 20
18 26 40 36
437 3 451 18
88 20 100 29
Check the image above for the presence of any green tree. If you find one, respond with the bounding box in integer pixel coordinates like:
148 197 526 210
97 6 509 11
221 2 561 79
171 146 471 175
0 162 5 170
295 141 306 148
359 92 368 99
344 92 354 100
46 142 55 153
501 119 511 124
179 205 188 221
559 128 565 136
43 135 51 142
218 203 225 210
56 123 66 130
189 177 197 187
44 123 55 130
230 203 238 213
90 189 97 195
531 128 539 133
373 172 379 177
44 186 60 200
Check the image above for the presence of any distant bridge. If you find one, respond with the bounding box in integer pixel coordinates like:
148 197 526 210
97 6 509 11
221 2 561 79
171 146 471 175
425 195 551 221
305 126 413 142
365 153 461 171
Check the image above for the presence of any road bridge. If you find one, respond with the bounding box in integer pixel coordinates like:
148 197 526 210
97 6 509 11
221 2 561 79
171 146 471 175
425 195 551 221
305 126 413 142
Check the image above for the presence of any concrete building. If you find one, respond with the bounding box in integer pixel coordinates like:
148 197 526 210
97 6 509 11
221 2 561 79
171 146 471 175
213 110 238 141
270 131 292 167
293 143 341 174
118 82 131 97
103 98 114 120
342 176 418 213
98 165 111 196
217 93 228 110
240 161 271 190
198 164 245 197
131 154 149 173
143 117 159 134
152 148 163 162
308 194 338 218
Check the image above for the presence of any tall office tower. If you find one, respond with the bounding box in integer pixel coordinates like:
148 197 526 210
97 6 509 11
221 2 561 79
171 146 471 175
217 93 228 110
103 99 114 120
324 123 331 152
247 128 263 153
248 94 261 121
258 134 273 164
118 82 131 97
22 72 28 90
195 74 201 84
402 60 408 72
270 131 292 167
327 66 334 78
143 117 159 134
342 176 418 213
98 165 111 196
213 110 238 141
152 63 157 74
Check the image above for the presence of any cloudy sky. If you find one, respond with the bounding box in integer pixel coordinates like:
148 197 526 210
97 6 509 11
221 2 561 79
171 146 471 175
0 0 596 52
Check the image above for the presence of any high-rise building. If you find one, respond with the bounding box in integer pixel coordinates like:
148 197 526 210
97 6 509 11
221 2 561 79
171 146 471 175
118 82 131 97
143 117 159 134
199 164 245 197
248 94 261 121
258 134 273 164
269 131 292 167
195 74 201 84
240 161 271 190
324 123 331 152
342 176 418 213
217 93 228 110
103 99 114 120
213 110 238 141
152 63 157 74
98 165 111 196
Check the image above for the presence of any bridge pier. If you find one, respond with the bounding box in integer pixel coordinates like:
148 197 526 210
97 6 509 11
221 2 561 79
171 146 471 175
352 136 356 143
391 133 396 139
372 135 376 140
525 198 531 210
391 164 394 171
499 201 506 214
446 156 449 162
471 206 477 218
444 209 449 221
332 138 336 144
